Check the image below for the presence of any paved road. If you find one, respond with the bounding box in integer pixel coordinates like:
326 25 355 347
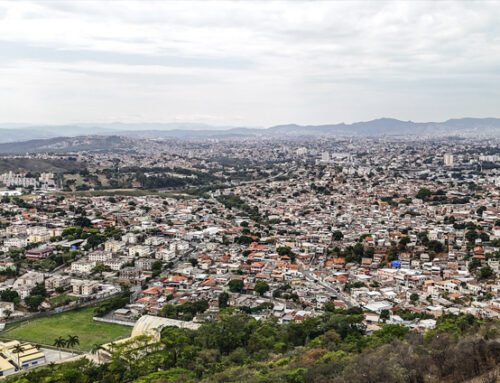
300 266 354 309
41 347 74 364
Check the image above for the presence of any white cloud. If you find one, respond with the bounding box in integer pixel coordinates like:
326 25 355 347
0 1 499 125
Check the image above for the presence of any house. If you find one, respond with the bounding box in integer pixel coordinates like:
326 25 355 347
364 300 393 313
250 262 267 273
136 258 154 271
72 279 98 296
12 272 44 299
89 251 113 263
120 267 141 280
45 275 71 290
1 340 46 370
71 260 94 274
25 247 53 260
377 268 398 282
104 259 125 271
3 237 28 249
129 245 151 257
0 302 14 318
0 350 15 377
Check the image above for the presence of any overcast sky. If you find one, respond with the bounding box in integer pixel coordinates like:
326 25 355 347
0 1 499 127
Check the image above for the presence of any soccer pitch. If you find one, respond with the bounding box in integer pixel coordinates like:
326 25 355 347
1 306 132 351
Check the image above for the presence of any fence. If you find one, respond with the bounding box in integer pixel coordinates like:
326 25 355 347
92 317 136 327
3 291 122 325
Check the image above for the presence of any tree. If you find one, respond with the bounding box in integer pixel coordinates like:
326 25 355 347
218 292 229 309
161 327 189 367
365 247 375 258
188 258 198 267
427 240 444 253
228 279 244 293
468 257 481 271
466 230 479 243
479 232 490 242
161 304 177 318
30 283 47 298
53 336 66 360
66 335 80 355
0 289 19 303
416 188 432 200
332 231 344 241
74 216 92 228
235 235 253 245
254 281 270 296
380 309 390 322
410 293 419 303
13 344 24 369
152 260 162 271
372 324 410 343
479 265 493 280
277 246 296 262
25 295 44 311
387 248 398 262
90 343 103 363
4 309 12 320
399 236 410 249
277 246 293 256
93 263 111 276
417 231 429 246
87 234 105 249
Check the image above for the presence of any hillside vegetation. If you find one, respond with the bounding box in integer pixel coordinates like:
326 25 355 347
0 158 84 173
5 309 500 383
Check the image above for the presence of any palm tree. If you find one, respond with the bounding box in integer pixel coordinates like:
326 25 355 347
12 344 24 370
53 336 66 360
90 343 103 363
107 341 117 359
66 335 79 355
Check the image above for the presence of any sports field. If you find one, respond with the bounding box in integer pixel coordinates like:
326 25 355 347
1 306 131 351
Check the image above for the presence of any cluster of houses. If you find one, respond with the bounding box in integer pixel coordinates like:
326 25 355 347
0 138 498 336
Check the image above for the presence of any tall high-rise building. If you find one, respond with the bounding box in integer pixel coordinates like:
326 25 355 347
321 151 330 162
444 153 454 167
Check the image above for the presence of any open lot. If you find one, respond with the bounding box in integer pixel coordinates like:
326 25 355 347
48 293 80 308
0 307 131 351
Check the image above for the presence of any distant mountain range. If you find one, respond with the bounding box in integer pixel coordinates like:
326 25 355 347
0 118 499 152
0 122 241 143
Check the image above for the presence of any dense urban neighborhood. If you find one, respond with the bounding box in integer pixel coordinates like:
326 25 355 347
0 137 499 381
2 0 499 381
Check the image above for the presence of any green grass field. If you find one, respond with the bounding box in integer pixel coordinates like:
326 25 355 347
48 293 80 308
1 306 131 351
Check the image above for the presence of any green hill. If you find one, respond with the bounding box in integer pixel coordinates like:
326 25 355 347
0 158 84 173
4 310 500 383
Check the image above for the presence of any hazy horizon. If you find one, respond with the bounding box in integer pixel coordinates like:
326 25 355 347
2 116 500 132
